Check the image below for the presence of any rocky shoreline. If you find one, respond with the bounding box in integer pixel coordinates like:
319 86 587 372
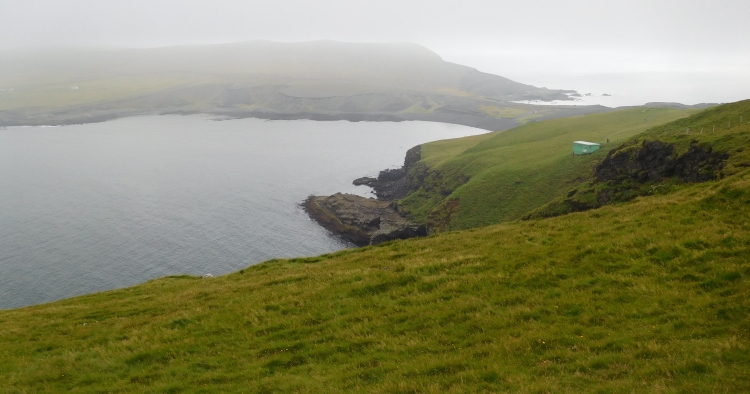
303 145 427 245
351 145 422 200
302 194 426 246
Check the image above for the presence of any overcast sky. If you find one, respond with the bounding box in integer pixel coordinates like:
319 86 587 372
1 0 748 104
2 1 747 60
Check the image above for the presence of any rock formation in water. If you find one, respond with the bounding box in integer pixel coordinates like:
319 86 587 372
303 193 426 246
351 145 421 201
304 145 427 245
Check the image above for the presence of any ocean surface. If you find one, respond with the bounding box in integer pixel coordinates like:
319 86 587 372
0 115 486 309
442 53 750 107
507 70 750 107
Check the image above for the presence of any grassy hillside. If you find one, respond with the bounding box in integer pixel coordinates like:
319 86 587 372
1 103 749 393
401 106 696 230
0 42 608 129
528 100 750 219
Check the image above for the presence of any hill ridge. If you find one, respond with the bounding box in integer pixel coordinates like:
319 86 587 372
0 41 605 129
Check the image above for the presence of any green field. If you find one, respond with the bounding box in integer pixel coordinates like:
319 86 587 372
1 101 749 393
401 106 696 230
0 76 202 111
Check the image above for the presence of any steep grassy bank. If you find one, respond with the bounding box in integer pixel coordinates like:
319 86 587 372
2 133 750 392
529 100 750 219
400 106 695 230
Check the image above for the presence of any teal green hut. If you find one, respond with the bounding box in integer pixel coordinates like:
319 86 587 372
573 141 601 155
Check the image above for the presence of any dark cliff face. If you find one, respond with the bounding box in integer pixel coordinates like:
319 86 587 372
595 140 675 183
526 139 729 219
305 145 429 245
350 143 471 232
595 140 728 185
592 140 728 206
352 145 422 201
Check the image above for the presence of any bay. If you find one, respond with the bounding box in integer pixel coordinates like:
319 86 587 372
0 115 485 309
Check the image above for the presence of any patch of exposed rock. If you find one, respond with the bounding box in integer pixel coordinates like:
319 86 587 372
525 139 729 219
303 193 426 246
592 139 728 206
305 145 429 244
351 145 422 200
595 140 728 185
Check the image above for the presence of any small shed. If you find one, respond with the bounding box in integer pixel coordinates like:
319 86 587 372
573 141 601 155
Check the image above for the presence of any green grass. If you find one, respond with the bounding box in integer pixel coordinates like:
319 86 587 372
419 132 496 167
402 106 696 230
529 100 750 218
3 102 750 392
0 76 205 111
600 100 750 173
0 60 594 129
2 103 750 392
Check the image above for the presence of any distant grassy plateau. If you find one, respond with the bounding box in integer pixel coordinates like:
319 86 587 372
0 41 613 130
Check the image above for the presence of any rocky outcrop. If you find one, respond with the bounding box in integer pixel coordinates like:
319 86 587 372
303 193 426 246
351 145 422 200
595 140 727 184
525 139 729 219
592 140 728 206
305 145 430 244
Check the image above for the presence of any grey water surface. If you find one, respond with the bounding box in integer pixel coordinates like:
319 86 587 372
0 115 485 309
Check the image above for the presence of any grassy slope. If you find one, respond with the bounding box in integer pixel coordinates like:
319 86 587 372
2 104 750 392
402 107 695 230
0 74 582 131
528 100 750 219
0 45 595 129
0 76 209 111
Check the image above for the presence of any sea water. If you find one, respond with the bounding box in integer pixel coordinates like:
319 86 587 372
0 115 486 309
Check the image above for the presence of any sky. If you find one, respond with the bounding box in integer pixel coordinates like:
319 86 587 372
1 0 748 105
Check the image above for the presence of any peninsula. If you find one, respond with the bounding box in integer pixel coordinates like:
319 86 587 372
0 41 608 129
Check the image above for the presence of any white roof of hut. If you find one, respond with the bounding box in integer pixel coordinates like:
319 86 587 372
573 141 600 146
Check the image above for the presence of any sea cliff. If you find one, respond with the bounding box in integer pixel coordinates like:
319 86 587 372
304 146 427 245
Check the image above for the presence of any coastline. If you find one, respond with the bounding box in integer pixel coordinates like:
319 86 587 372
0 108 515 131
0 101 615 130
302 145 428 244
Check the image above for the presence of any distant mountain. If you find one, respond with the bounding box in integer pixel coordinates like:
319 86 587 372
0 41 605 129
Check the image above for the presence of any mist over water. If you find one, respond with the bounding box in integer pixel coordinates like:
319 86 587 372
0 116 486 309
508 71 750 107
443 53 750 107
